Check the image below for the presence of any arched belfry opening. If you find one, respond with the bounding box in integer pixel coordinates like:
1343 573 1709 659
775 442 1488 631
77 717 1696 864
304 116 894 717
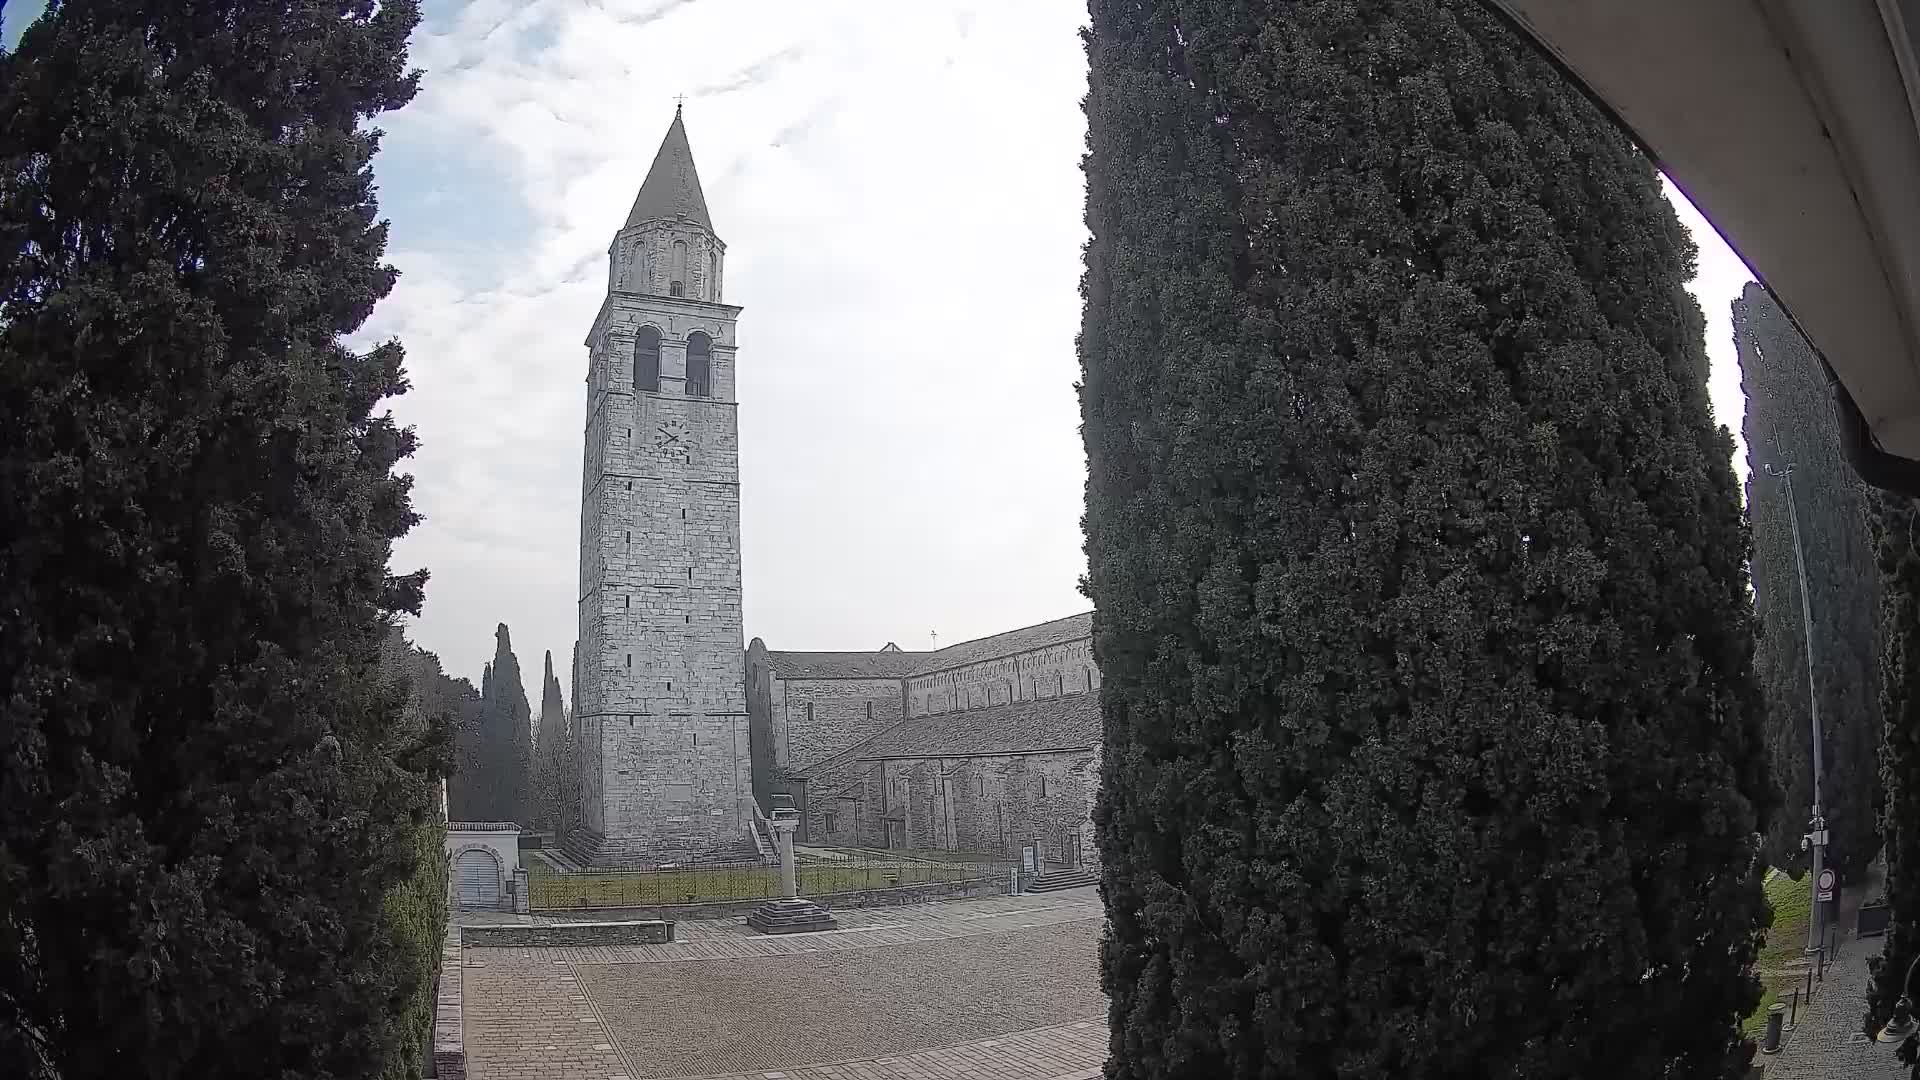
686 331 712 398
635 325 661 393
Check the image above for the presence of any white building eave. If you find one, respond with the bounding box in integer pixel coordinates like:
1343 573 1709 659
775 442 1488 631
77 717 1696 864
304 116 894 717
1486 0 1920 480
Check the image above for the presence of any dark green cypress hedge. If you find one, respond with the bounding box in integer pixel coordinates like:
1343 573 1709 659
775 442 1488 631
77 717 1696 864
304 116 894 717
1736 283 1883 882
0 2 440 1076
1079 2 1772 1076
1869 493 1920 1035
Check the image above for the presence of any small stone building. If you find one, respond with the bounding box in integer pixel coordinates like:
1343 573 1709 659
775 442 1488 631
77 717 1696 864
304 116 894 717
746 613 1102 870
447 822 523 911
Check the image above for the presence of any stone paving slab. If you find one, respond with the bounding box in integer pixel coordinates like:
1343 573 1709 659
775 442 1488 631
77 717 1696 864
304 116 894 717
583 921 1103 1078
678 1018 1107 1080
467 890 1103 966
462 891 1109 1080
462 957 625 1080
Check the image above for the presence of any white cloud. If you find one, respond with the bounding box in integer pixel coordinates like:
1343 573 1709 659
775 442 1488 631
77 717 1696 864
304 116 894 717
369 0 1752 699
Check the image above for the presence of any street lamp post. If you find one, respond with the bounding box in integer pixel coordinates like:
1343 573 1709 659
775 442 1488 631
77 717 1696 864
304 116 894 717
1765 461 1830 955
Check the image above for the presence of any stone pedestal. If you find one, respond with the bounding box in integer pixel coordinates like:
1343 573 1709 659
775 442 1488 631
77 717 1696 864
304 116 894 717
748 800 838 934
746 896 839 934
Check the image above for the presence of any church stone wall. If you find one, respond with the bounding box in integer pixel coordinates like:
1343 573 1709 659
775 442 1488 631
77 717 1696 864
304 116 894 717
769 675 906 774
904 638 1100 719
813 751 1096 866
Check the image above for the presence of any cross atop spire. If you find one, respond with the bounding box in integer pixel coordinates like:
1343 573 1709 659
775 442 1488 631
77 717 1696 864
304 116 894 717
624 109 712 233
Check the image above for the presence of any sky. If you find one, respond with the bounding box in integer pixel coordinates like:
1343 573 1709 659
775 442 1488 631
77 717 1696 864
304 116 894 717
4 0 1756 703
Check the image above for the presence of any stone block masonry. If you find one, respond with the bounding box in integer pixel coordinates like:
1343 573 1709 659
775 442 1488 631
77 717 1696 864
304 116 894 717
433 931 465 1080
460 920 676 948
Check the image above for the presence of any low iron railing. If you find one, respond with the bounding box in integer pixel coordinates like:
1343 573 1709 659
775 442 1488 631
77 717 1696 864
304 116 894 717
526 846 1013 910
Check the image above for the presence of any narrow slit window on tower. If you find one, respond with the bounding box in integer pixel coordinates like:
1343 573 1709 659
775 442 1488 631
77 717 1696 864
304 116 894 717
670 239 688 296
686 331 712 398
623 595 630 609
635 325 662 393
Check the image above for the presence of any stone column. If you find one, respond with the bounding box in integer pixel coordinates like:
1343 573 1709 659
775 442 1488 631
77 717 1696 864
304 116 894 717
774 813 798 899
746 796 837 934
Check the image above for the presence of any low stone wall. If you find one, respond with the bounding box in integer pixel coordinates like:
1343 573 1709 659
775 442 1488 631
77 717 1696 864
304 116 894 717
433 932 465 1080
462 919 677 947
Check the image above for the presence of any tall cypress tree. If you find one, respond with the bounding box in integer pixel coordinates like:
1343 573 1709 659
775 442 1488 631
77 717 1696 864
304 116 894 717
532 650 569 833
482 624 533 826
1079 2 1771 1077
0 1 433 1077
1869 493 1920 1035
1736 283 1883 881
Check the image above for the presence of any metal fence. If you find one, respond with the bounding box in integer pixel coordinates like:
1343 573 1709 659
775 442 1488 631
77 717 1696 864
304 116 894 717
527 846 1015 911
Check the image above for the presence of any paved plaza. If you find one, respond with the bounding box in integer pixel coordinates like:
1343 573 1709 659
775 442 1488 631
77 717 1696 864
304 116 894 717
460 890 1108 1080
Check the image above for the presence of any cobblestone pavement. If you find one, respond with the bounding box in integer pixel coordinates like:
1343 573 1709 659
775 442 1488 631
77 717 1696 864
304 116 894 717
1760 931 1905 1079
462 889 1107 1080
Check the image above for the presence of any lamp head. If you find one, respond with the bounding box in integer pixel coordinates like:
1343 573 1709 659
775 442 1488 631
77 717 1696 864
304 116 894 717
1880 996 1917 1044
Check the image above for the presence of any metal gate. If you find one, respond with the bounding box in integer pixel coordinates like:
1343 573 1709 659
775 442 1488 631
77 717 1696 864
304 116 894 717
455 849 500 910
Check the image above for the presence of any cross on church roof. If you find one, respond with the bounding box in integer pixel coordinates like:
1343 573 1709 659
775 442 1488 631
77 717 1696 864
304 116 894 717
673 93 687 113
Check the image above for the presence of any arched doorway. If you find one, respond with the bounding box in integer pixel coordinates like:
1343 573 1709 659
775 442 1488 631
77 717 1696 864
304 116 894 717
454 848 502 909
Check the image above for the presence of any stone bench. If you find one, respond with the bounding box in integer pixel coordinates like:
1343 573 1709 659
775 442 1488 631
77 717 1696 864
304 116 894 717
459 919 676 948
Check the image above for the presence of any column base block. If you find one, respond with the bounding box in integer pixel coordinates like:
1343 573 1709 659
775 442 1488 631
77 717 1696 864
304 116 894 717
746 897 839 935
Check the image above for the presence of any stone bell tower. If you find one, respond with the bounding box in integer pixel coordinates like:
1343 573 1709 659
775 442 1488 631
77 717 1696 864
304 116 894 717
568 107 751 865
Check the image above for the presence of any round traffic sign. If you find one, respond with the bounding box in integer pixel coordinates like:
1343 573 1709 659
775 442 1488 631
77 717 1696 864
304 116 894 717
1818 868 1836 891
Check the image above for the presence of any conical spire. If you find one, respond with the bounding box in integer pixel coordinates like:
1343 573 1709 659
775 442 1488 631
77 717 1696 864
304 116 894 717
624 107 712 232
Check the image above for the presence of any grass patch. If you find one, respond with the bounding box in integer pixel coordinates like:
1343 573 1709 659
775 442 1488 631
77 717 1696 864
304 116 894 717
527 852 1005 910
1742 870 1814 1037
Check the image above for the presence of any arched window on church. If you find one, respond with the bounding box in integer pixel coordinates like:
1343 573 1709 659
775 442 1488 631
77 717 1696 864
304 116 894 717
708 252 719 300
670 240 688 296
635 326 661 393
686 331 712 398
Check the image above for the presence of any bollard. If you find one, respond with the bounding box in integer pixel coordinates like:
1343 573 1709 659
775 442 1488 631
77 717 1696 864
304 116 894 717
1789 986 1800 1028
1761 1002 1787 1054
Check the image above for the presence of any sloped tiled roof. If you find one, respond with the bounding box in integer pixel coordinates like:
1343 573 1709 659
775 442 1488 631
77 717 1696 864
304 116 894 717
906 612 1092 676
767 650 927 680
852 693 1100 760
764 611 1093 683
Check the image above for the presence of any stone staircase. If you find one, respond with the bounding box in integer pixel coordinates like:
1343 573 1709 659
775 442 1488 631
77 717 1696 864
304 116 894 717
1024 867 1099 893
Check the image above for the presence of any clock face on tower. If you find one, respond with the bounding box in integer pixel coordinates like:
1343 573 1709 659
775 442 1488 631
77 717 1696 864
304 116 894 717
653 416 691 461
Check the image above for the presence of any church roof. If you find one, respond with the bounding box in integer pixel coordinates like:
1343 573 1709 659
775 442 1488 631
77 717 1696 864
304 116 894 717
766 650 926 680
764 611 1094 682
851 693 1100 760
624 108 713 232
906 612 1093 676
